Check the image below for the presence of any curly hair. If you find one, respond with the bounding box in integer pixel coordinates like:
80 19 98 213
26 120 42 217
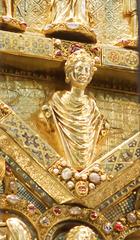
65 49 95 84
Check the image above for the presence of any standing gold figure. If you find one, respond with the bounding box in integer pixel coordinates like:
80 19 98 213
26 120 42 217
1 0 27 31
2 0 15 18
49 0 89 25
44 0 96 43
42 49 108 170
123 0 138 38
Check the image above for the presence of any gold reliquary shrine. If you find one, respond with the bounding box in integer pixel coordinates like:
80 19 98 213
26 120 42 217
0 0 140 240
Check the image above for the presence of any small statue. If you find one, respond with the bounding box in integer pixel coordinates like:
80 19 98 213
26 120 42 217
41 49 108 170
0 218 31 240
66 226 97 240
123 0 138 39
48 0 89 25
0 0 27 31
115 0 138 48
44 0 96 43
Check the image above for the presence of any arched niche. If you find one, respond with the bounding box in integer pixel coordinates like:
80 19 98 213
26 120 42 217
124 230 140 240
46 220 105 240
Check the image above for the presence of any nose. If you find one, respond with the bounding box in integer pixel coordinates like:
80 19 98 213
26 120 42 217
81 68 86 74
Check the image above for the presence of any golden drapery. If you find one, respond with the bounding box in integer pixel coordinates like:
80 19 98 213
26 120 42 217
50 90 104 170
123 0 137 38
49 0 88 25
123 0 137 15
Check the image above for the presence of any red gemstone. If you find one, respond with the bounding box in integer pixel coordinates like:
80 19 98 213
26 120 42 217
53 207 62 216
55 50 62 57
114 222 124 232
6 165 12 175
21 23 27 31
70 44 82 54
90 211 98 220
90 47 100 54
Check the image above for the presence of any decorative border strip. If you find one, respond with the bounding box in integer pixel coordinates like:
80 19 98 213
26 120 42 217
0 149 55 208
0 100 61 169
0 30 138 70
0 129 74 204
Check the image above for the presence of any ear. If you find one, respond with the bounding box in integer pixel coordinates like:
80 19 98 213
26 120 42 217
65 74 70 84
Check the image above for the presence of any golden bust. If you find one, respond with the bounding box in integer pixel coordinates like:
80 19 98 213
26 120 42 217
41 49 108 170
66 226 97 240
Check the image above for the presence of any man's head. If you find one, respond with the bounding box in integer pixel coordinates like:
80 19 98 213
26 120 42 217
66 225 97 240
65 49 96 90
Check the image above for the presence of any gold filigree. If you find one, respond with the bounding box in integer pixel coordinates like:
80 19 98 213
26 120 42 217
83 159 140 209
39 204 109 240
0 102 11 121
0 129 75 204
0 30 138 73
0 195 41 239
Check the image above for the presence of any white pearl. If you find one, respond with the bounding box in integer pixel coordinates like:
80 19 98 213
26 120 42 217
95 56 100 63
54 39 61 45
69 207 82 215
74 172 80 180
53 168 59 175
92 166 100 172
61 160 67 167
89 172 101 184
41 105 48 111
6 195 20 204
89 183 96 190
101 174 107 181
81 174 87 180
67 181 74 189
61 168 72 181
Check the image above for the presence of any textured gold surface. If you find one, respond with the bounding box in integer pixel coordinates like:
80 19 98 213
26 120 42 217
0 30 138 72
0 195 41 239
0 0 139 239
83 159 140 209
0 99 140 207
0 129 75 204
0 75 139 163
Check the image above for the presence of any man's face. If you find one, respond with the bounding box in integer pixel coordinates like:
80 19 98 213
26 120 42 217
68 61 92 89
73 61 91 84
75 228 93 240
